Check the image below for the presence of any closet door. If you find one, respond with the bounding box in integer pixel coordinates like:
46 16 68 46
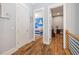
16 4 30 47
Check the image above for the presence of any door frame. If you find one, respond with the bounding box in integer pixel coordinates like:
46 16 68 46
48 4 66 48
33 7 44 41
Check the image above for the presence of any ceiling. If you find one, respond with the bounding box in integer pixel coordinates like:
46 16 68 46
51 6 63 17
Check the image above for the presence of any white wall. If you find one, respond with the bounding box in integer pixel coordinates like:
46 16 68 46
0 4 1 16
0 3 16 54
66 3 79 35
52 16 63 33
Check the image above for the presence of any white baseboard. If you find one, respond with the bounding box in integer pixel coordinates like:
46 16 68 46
1 39 33 55
1 47 18 55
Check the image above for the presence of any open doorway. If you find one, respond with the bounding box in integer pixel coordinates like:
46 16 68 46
49 6 64 54
33 8 44 40
51 6 63 37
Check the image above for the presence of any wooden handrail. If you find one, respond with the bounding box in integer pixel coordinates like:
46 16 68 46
66 30 79 41
66 30 69 49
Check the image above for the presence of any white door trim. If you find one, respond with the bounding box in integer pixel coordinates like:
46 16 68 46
48 4 66 48
33 7 44 41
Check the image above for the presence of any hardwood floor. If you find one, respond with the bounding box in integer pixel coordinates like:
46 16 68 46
12 34 65 55
49 34 65 55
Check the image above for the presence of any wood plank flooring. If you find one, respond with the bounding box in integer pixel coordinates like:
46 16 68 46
12 34 66 55
49 34 65 55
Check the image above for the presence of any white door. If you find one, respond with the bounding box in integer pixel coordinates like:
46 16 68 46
16 4 30 47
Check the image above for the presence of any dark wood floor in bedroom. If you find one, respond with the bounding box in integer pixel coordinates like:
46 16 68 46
12 34 65 55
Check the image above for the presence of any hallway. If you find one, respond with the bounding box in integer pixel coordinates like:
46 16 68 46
12 34 65 55
0 3 79 55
